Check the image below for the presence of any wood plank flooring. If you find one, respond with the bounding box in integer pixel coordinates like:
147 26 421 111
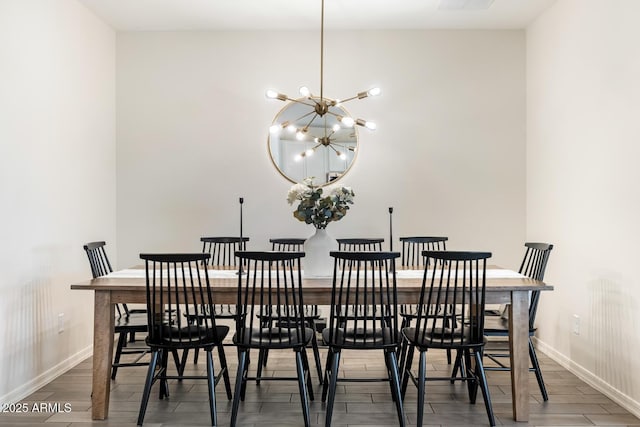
2 338 639 426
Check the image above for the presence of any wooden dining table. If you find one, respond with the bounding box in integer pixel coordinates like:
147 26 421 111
70 265 553 422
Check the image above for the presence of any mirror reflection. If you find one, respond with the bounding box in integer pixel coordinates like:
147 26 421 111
268 98 358 185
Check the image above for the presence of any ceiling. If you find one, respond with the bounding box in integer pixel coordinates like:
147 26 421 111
78 0 557 31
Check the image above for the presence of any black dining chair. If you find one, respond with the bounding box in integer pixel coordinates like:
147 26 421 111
322 251 406 427
334 238 388 326
337 237 384 251
202 236 249 320
399 236 448 268
269 237 306 251
398 237 452 364
400 251 496 427
254 238 323 385
477 242 554 401
136 253 232 426
230 251 315 427
83 241 152 380
181 236 249 366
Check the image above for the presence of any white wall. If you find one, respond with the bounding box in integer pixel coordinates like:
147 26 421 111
116 30 526 269
0 0 116 402
527 0 640 415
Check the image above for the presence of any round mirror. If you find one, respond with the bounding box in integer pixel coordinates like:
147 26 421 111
268 97 358 185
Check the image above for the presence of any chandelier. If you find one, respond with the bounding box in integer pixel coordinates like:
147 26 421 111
266 0 380 163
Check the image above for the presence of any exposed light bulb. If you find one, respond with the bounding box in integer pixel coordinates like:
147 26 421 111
286 124 296 133
269 124 281 133
299 86 310 97
332 124 340 132
340 116 354 127
337 151 347 160
294 154 303 162
355 118 376 130
265 89 287 101
305 149 314 157
296 131 305 140
368 87 381 97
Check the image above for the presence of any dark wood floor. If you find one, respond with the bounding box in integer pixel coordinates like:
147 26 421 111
2 338 639 426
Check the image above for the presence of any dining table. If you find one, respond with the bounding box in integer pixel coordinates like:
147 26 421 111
70 264 553 422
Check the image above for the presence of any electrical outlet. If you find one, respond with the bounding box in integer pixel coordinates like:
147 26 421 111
572 314 580 335
58 313 65 334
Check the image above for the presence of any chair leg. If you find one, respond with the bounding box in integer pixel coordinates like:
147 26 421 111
324 349 341 427
416 350 427 427
179 349 189 376
240 350 250 401
451 349 464 383
386 349 406 427
256 349 266 385
111 332 127 380
217 344 233 400
398 336 408 379
230 350 248 427
137 350 159 426
401 344 415 399
159 349 170 399
205 350 218 426
464 349 478 403
295 350 312 427
321 347 334 402
384 351 396 403
474 349 496 427
446 348 452 364
529 338 549 401
300 348 315 401
170 349 182 376
311 333 324 384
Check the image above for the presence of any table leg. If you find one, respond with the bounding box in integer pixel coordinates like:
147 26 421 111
91 291 114 420
508 290 530 421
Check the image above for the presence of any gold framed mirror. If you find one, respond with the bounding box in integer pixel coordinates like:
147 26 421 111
268 97 358 185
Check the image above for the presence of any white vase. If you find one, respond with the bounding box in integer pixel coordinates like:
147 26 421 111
303 228 338 278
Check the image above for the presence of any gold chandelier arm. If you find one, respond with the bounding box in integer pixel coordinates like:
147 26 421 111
292 110 318 124
298 143 322 158
287 98 317 108
302 113 319 130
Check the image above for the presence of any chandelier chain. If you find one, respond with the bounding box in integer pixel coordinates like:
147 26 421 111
320 0 324 103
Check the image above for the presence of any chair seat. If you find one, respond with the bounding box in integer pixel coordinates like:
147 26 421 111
114 313 148 333
483 316 536 336
323 326 398 348
233 327 314 349
257 305 321 321
402 327 486 350
148 324 229 349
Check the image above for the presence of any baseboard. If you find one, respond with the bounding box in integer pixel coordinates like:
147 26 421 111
0 345 93 404
534 338 640 419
